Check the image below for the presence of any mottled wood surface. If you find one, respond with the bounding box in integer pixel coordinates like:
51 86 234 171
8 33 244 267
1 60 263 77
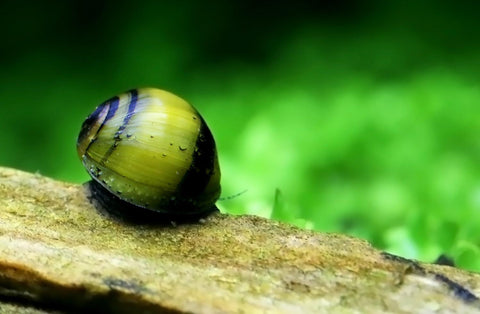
0 167 479 313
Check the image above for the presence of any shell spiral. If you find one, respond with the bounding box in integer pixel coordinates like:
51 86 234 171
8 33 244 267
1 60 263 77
77 88 221 216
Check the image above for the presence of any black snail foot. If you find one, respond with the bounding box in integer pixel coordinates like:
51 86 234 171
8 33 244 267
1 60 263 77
85 180 219 226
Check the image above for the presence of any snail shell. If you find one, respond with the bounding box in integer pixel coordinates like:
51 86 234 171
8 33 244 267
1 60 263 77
77 88 221 218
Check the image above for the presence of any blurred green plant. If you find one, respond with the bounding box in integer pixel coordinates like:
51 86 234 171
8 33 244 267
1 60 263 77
1 1 479 271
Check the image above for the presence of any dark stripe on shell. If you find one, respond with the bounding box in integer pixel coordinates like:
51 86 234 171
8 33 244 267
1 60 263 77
105 97 120 123
77 96 119 154
101 89 138 164
176 114 217 200
115 89 138 139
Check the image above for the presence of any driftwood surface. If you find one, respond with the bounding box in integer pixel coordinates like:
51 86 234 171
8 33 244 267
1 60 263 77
0 167 479 313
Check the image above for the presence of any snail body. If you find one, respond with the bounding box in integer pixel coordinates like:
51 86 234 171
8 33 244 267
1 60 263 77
77 88 221 218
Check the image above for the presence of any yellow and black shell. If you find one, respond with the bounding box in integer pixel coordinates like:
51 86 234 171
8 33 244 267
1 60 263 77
77 88 221 218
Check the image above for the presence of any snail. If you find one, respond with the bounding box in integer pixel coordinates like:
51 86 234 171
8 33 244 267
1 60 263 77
77 88 221 220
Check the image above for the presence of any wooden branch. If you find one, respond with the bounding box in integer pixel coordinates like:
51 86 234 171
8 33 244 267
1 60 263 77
0 167 479 313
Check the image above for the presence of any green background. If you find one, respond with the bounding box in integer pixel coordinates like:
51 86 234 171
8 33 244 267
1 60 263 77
1 1 479 271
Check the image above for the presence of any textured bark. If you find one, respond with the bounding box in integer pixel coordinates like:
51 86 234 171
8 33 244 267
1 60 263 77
0 167 479 313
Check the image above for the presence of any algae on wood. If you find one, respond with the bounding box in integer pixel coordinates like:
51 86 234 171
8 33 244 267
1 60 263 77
0 166 479 313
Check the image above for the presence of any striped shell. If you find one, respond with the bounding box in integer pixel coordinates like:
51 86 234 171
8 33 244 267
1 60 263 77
77 88 221 215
